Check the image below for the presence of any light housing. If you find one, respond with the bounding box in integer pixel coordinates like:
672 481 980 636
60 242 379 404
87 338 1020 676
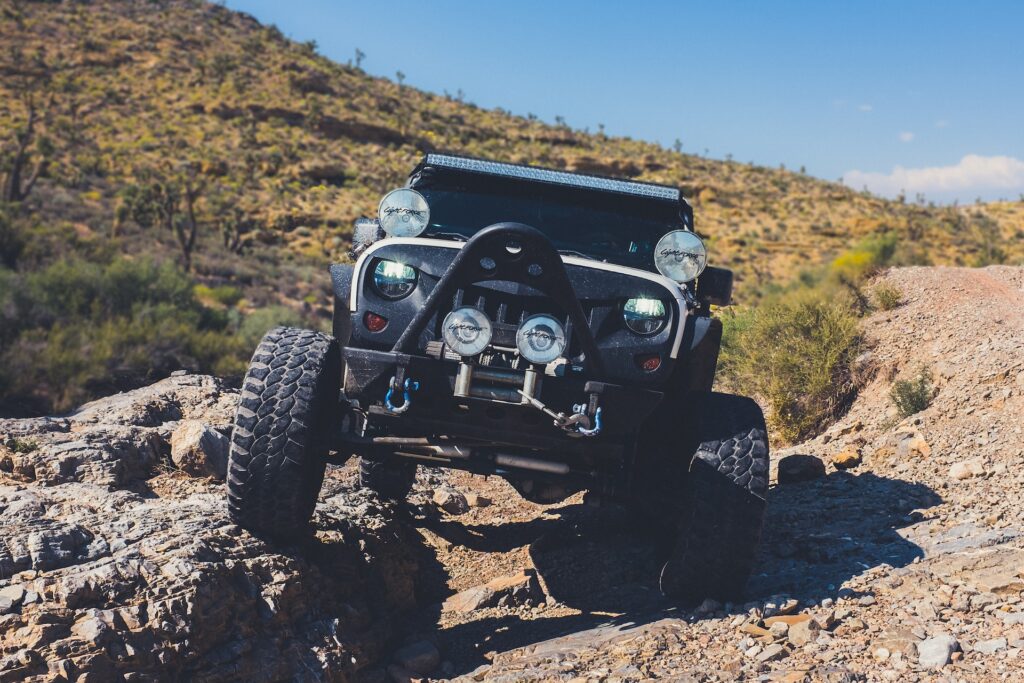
372 260 417 300
623 298 667 335
516 314 567 364
377 188 430 237
442 307 492 357
364 311 388 333
425 154 681 201
654 230 707 283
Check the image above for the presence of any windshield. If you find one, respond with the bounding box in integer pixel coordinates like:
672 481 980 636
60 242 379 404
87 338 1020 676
416 186 683 269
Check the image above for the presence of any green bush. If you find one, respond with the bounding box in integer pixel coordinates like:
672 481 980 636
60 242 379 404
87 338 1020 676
891 368 933 418
873 283 903 311
237 305 306 350
720 291 861 443
0 257 249 414
194 283 244 307
829 232 898 284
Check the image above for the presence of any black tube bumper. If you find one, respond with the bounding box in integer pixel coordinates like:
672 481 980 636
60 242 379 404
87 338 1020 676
342 347 663 446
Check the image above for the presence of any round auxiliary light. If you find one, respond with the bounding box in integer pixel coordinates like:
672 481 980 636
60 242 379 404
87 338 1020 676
377 188 430 237
516 314 567 365
623 297 667 335
372 260 417 300
442 307 492 357
654 230 708 283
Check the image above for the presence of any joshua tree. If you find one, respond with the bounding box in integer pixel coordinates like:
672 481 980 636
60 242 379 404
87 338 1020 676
123 163 206 271
354 48 365 70
396 70 406 89
2 46 55 205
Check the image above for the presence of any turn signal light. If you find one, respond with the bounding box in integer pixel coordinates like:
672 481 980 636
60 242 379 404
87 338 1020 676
364 311 388 332
636 353 662 372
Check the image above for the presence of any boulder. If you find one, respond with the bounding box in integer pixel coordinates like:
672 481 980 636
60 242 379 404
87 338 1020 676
949 458 986 480
170 421 230 478
831 448 862 470
974 638 1007 654
897 434 931 458
918 633 959 669
777 454 826 484
787 617 821 647
432 487 469 515
443 569 544 613
464 492 491 508
0 375 237 488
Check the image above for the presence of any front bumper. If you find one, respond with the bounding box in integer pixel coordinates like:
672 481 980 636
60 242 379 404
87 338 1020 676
343 346 663 448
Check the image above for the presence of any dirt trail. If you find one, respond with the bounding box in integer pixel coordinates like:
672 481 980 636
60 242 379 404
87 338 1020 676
375 266 1024 682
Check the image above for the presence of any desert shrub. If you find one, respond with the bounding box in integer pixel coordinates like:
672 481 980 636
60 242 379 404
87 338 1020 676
237 305 306 350
829 232 899 284
891 368 933 418
873 283 903 310
0 257 248 415
720 291 861 443
10 438 37 454
194 283 243 307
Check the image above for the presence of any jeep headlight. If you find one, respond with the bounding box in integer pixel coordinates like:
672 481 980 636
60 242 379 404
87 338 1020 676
623 298 667 335
442 307 492 357
372 260 417 300
654 230 707 283
516 314 567 364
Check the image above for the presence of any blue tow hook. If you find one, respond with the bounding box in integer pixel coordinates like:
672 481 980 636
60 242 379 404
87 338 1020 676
384 376 419 414
576 407 603 437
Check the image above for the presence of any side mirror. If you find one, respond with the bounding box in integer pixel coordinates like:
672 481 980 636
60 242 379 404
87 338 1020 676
353 217 384 246
695 266 733 306
351 217 384 257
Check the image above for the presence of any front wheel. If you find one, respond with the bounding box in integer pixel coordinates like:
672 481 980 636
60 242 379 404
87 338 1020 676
633 392 769 604
227 327 340 542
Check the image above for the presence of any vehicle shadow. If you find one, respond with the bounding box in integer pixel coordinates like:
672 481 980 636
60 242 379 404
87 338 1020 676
424 469 941 676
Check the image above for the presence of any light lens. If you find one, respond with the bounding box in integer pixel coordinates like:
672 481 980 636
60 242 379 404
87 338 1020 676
372 260 417 299
364 311 388 332
516 314 567 364
623 298 667 335
654 230 707 283
637 354 662 372
377 188 430 237
442 307 492 357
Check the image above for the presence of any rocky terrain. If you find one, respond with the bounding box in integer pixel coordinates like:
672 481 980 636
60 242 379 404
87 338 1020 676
2 265 1024 682
0 375 420 682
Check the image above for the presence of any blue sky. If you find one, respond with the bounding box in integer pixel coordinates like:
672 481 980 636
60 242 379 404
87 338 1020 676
225 1 1024 203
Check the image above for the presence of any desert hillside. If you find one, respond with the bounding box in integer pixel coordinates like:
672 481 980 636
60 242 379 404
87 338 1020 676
1 265 1023 681
3 0 1023 415
3 0 1023 293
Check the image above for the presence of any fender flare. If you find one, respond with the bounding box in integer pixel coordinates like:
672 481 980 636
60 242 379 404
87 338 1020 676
330 263 354 345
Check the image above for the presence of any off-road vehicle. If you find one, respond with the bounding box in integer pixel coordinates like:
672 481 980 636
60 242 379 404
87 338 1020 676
226 154 769 603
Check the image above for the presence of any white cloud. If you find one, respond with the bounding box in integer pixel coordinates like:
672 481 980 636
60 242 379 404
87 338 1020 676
899 131 915 143
858 104 873 112
843 154 1024 201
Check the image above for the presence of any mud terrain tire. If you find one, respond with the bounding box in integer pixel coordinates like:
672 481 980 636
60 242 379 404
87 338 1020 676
658 393 768 603
358 458 417 502
634 392 769 604
227 327 340 542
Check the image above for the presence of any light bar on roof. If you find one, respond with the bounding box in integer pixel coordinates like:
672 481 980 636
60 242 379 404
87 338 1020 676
425 154 681 201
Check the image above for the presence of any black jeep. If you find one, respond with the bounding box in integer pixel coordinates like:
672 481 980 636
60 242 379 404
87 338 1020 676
226 154 769 603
